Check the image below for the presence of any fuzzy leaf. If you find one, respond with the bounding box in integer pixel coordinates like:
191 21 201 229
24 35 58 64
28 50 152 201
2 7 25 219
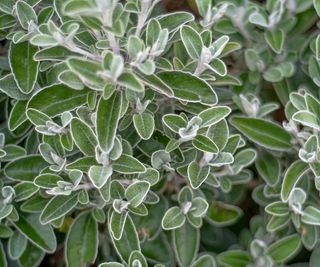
40 193 79 224
11 213 56 253
10 42 39 94
71 118 97 156
66 212 98 267
180 25 203 59
281 160 309 202
173 222 199 267
133 113 154 140
157 71 217 105
162 207 185 230
28 85 90 117
96 93 122 153
230 116 292 151
267 234 301 263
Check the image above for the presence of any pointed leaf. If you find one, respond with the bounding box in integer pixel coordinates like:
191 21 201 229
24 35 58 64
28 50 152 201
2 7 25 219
40 193 79 224
180 25 203 59
11 213 56 253
66 212 98 267
133 113 154 140
267 234 301 263
71 118 97 156
230 116 292 151
173 221 199 267
281 160 309 202
113 154 146 174
96 93 122 153
28 84 89 117
162 207 185 230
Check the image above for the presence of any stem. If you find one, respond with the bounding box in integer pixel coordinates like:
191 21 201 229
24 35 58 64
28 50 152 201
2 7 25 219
69 45 103 63
107 31 120 54
135 13 148 37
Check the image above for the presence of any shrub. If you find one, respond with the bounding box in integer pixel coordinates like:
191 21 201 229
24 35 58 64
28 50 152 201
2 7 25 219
0 0 320 266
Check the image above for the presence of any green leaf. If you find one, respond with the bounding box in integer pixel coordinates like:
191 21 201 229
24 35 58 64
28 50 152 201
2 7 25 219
192 135 218 153
0 0 15 14
110 211 127 240
305 93 320 118
267 234 301 263
162 207 185 230
96 93 122 153
125 181 150 208
0 74 31 100
113 154 146 174
67 58 104 90
111 215 140 262
162 114 187 133
34 173 62 189
0 243 6 267
11 213 56 253
20 195 49 214
18 243 44 267
255 151 280 186
157 71 217 105
118 72 144 93
265 201 289 216
217 250 250 267
206 202 243 226
317 34 320 60
249 12 268 27
99 263 124 267
1 145 26 162
129 250 148 267
8 231 27 260
0 224 13 239
34 46 76 61
265 29 284 54
180 25 203 59
8 100 28 131
267 215 290 232
263 67 283 82
30 34 58 47
133 113 154 140
9 42 38 94
4 155 49 181
0 14 16 30
28 84 89 117
191 255 216 267
281 160 309 202
191 197 209 218
66 212 98 267
302 206 320 225
40 193 79 224
292 110 320 130
14 182 39 202
230 116 292 151
66 157 97 172
16 0 37 29
310 246 320 267
208 58 227 76
196 0 210 17
88 165 112 189
314 0 320 16
187 161 210 189
157 12 194 33
199 106 231 128
26 108 51 126
173 221 199 267
70 118 97 156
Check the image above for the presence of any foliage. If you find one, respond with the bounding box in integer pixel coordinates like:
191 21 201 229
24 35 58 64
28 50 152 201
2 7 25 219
0 0 319 266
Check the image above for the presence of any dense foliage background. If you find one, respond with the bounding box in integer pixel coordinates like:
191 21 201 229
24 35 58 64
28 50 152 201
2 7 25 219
0 0 320 266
